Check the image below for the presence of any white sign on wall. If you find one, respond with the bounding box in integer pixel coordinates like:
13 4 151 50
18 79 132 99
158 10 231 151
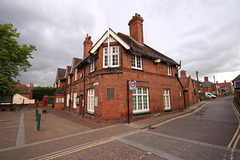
129 80 136 90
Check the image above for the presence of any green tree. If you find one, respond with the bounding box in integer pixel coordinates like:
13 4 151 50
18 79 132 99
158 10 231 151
0 23 36 98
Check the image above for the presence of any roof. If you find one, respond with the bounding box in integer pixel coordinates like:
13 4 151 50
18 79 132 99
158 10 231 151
232 74 240 82
117 32 179 66
203 81 213 88
70 58 82 74
55 87 64 95
218 82 231 88
56 68 66 82
90 28 130 54
179 77 190 90
65 66 71 78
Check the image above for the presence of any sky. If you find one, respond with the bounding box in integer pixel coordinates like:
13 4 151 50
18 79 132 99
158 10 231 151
0 0 240 86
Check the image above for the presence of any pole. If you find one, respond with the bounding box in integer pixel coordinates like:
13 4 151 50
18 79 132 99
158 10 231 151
196 71 201 101
127 80 130 124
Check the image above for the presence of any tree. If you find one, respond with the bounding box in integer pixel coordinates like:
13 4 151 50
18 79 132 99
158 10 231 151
0 23 36 98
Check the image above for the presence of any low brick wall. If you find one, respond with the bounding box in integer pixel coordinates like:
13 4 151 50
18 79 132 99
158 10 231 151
234 91 240 105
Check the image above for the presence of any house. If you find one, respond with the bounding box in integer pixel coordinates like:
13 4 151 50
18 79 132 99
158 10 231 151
55 13 185 122
179 70 198 108
0 80 35 108
232 74 240 89
15 80 34 99
54 68 67 110
203 76 220 95
218 80 234 94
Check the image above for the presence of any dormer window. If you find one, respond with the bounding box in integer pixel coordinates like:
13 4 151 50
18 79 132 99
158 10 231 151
167 65 172 76
131 54 142 70
75 68 77 81
68 76 70 85
90 59 95 73
103 46 119 68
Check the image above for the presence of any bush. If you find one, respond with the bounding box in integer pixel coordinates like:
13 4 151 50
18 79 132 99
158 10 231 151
33 86 56 100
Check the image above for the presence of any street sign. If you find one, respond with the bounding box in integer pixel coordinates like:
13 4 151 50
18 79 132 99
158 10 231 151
129 80 136 90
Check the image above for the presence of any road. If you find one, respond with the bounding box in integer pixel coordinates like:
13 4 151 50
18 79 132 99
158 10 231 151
34 96 240 160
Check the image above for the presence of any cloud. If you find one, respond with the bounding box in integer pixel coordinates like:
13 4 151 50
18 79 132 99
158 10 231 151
1 0 240 86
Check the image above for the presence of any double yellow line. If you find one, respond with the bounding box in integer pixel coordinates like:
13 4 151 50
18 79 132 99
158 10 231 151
38 138 114 160
37 130 140 160
225 102 240 160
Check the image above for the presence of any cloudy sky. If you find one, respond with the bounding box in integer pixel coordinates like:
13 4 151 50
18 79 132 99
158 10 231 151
1 0 240 86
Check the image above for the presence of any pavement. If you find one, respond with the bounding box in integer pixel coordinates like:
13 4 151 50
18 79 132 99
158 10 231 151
0 100 207 160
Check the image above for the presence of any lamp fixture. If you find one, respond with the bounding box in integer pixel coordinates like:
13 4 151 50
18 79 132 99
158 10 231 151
154 59 161 63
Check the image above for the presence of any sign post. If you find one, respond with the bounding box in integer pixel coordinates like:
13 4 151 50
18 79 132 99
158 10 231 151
127 80 136 124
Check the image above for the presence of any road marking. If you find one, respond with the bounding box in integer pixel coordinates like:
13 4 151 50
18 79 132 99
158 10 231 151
16 112 25 146
224 102 240 160
229 102 240 160
151 102 208 128
33 129 139 160
37 138 114 160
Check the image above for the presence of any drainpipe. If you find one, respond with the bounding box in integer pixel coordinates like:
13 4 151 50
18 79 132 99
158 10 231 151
69 74 72 111
82 66 86 118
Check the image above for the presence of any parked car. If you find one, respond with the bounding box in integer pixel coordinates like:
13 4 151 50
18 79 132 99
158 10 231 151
205 92 217 98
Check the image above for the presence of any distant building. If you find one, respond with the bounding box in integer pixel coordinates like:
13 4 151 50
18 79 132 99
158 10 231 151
218 80 234 94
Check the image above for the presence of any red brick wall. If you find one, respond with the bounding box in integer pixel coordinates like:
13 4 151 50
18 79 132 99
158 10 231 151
54 95 65 110
65 43 184 122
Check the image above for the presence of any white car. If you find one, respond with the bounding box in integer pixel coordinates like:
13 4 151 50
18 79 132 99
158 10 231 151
205 92 217 98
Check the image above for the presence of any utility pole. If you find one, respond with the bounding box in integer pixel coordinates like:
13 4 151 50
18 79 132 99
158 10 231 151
196 71 201 101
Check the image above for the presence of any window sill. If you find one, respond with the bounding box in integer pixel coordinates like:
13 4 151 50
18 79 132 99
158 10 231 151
132 68 144 72
102 67 120 70
164 109 173 112
133 111 150 115
86 111 94 115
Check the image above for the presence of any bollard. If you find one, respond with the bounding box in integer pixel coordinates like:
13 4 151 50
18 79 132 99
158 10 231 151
37 113 41 131
36 109 38 121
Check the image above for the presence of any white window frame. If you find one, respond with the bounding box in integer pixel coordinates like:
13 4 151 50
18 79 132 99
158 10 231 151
90 59 95 73
167 65 172 76
132 87 149 114
75 69 77 81
66 94 70 107
87 89 95 113
68 76 70 85
131 54 142 70
73 92 77 109
163 89 171 110
103 46 119 68
58 80 60 88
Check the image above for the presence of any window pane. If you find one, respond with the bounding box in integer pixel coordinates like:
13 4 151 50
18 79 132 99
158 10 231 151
143 96 148 109
105 56 108 66
131 54 135 67
132 89 136 95
143 88 147 94
137 88 142 94
138 96 142 110
137 55 141 68
132 96 136 110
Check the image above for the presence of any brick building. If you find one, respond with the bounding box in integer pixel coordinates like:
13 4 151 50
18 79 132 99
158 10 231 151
203 76 220 95
218 80 234 94
55 13 185 122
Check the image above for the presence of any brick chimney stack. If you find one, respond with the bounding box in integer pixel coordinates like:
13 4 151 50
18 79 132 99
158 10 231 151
83 34 93 59
17 80 20 84
128 13 144 44
180 70 187 77
204 76 209 82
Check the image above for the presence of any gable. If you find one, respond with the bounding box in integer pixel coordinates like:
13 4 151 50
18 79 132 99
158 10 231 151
90 28 130 54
